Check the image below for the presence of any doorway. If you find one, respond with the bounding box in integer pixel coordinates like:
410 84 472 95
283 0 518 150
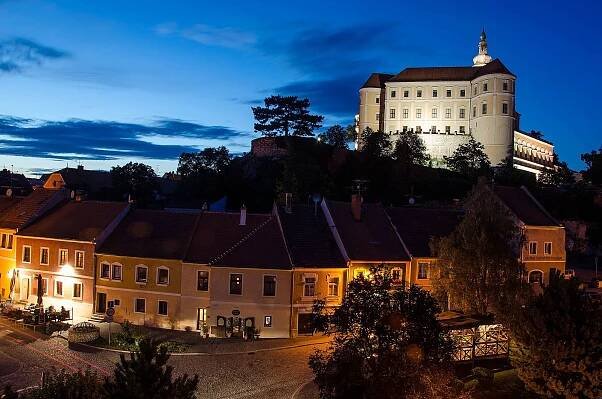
298 313 313 335
19 278 29 301
196 308 207 331
97 293 107 313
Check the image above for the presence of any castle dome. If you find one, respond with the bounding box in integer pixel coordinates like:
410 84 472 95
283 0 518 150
473 29 493 67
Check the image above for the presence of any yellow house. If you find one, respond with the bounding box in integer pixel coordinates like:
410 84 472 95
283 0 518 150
276 204 347 336
0 189 67 300
95 209 199 329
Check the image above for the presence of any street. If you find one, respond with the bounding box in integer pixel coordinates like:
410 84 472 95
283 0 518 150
0 318 320 399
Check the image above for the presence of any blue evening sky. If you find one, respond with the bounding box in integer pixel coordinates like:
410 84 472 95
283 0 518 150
0 0 600 176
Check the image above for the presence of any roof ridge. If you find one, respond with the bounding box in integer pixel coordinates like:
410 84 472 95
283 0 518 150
519 186 560 226
208 216 274 266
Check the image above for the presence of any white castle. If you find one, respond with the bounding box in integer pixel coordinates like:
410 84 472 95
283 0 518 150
357 31 554 176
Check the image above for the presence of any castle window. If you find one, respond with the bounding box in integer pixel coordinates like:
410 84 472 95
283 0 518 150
502 103 509 115
432 89 438 98
431 125 437 133
445 108 451 119
460 89 466 97
402 109 409 119
417 89 422 98
391 90 396 98
503 80 509 91
403 90 409 98
445 126 451 134
459 126 466 134
446 89 452 97
375 97 379 104
473 106 477 117
483 82 488 92
473 85 477 95
416 108 422 119
459 108 465 119
431 108 438 118
482 103 488 115
389 109 396 119
375 113 380 121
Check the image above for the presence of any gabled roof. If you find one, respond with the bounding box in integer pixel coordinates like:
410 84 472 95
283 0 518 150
493 186 559 227
185 212 291 270
98 209 200 260
18 200 129 242
325 200 409 262
387 59 514 83
360 73 394 89
278 205 345 268
386 207 463 258
45 167 113 191
0 196 22 215
0 189 67 230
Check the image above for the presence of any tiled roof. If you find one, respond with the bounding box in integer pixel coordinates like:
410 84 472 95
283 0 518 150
98 209 200 259
0 189 66 230
386 207 463 258
18 200 129 242
326 200 409 262
0 196 21 215
386 59 514 83
360 73 394 89
493 186 559 227
45 167 113 191
185 212 291 269
278 205 345 268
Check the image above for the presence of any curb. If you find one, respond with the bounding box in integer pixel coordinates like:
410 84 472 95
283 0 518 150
71 339 331 357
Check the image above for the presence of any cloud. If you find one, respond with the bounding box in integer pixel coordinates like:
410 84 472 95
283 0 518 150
155 23 256 49
0 116 249 161
0 37 69 73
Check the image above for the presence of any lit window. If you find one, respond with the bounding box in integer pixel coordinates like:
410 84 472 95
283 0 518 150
391 268 402 282
417 89 422 98
460 89 466 97
502 103 509 115
390 90 396 98
41 278 48 296
528 271 543 284
459 108 465 119
432 89 438 97
22 246 31 263
0 234 7 249
303 275 316 297
230 273 243 295
135 298 146 313
446 89 452 97
112 264 122 281
73 283 83 299
7 234 12 249
402 109 409 118
264 315 272 328
75 251 84 268
389 109 396 119
544 242 552 255
416 109 422 119
40 248 49 265
158 300 168 316
263 275 276 296
432 108 438 118
403 90 409 98
328 276 339 296
197 270 209 291
528 242 537 255
100 263 110 279
418 263 429 279
482 103 487 115
136 265 148 283
59 249 68 266
55 280 63 296
445 108 451 119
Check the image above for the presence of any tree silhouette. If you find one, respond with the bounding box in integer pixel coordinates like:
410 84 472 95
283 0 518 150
252 95 323 137
444 138 491 179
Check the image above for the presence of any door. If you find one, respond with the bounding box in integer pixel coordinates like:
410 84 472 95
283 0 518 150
298 313 314 335
19 278 29 301
97 293 107 313
196 308 207 331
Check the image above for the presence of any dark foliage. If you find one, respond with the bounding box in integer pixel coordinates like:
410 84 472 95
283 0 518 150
317 125 354 149
252 95 323 137
111 162 158 207
444 138 491 179
581 147 602 185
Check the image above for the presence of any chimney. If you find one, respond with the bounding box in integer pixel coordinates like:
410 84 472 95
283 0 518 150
239 204 247 226
351 194 362 221
77 164 84 171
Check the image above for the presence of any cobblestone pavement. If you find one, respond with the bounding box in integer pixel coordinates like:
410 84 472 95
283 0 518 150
0 318 325 399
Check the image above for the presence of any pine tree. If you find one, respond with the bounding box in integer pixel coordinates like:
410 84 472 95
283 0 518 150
252 95 323 137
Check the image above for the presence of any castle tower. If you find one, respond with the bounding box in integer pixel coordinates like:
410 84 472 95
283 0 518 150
473 29 493 67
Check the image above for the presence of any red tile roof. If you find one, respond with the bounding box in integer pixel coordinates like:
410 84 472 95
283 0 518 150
326 200 409 262
0 189 67 230
360 73 393 89
18 200 129 242
493 186 559 227
98 209 200 259
0 196 22 215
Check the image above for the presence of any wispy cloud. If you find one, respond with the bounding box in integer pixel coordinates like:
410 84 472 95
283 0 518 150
0 37 69 73
0 116 249 161
155 22 256 49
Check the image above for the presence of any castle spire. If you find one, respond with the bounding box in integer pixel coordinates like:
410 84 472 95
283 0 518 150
473 29 492 67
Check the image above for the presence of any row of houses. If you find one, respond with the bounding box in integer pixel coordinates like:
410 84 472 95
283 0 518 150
0 185 565 338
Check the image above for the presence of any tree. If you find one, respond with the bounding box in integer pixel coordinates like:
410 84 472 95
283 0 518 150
318 125 353 149
528 130 544 140
178 146 231 177
502 274 602 398
2 368 104 399
391 130 430 169
538 157 574 187
581 147 602 185
252 95 323 137
432 180 524 315
357 128 392 160
103 338 199 399
111 162 158 206
309 266 465 399
444 138 491 178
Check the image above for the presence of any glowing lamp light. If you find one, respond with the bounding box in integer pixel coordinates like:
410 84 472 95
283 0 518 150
60 263 75 277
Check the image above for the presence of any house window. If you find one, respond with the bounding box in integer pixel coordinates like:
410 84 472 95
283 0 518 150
445 108 451 119
528 242 537 255
403 90 409 98
328 276 339 296
197 270 209 291
418 262 429 279
417 89 422 98
157 300 168 316
528 270 543 284
375 113 380 121
229 273 243 295
58 249 68 266
502 103 509 115
460 89 466 97
136 265 148 283
263 275 276 296
73 282 83 299
389 109 396 119
446 89 452 97
264 315 272 328
482 103 487 115
402 109 409 118
114 299 120 306
391 268 402 282
303 275 316 297
41 278 48 296
544 242 552 256
503 80 509 91
40 248 49 265
135 298 146 313
459 108 465 119
22 245 31 263
157 267 169 285
416 109 422 119
445 126 451 134
112 264 122 281
473 106 477 117
432 89 438 98
55 280 63 296
431 108 438 118
0 233 10 249
375 97 379 104
483 82 488 92
459 126 466 134
75 251 84 268
100 263 110 279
